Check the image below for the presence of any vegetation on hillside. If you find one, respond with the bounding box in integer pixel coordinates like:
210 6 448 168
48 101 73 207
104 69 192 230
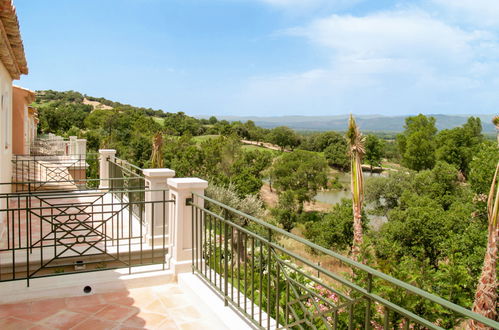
33 90 498 325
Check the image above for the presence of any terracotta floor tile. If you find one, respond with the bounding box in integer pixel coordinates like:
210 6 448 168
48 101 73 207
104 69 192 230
122 311 171 329
0 316 34 330
29 326 53 330
67 303 108 315
94 304 138 322
15 309 59 322
0 302 31 318
41 310 88 329
65 294 104 308
30 297 67 313
71 316 117 330
99 291 135 306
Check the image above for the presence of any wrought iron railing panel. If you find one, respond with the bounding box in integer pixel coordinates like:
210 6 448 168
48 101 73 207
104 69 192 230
0 188 172 286
108 158 147 221
189 193 499 330
11 153 99 192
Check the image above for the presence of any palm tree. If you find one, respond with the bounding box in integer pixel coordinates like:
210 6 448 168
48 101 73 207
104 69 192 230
151 132 164 168
346 115 365 262
468 116 499 329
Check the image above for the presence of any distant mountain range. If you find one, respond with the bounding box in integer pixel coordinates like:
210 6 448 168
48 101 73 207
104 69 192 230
205 114 497 133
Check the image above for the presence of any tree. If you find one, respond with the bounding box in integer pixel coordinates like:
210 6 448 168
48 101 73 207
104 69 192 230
397 114 437 171
270 150 328 211
268 126 300 151
469 141 499 195
324 140 349 170
208 116 218 124
435 117 483 176
305 199 368 252
346 115 365 262
364 134 384 172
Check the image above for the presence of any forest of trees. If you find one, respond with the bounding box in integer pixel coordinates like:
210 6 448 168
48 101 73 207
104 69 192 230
33 90 498 326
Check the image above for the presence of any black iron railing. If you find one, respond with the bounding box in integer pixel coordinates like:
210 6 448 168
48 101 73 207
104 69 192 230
108 158 146 221
189 193 499 330
11 153 98 192
0 185 172 286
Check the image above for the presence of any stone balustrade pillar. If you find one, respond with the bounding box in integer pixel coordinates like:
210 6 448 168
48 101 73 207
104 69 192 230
98 149 116 189
142 169 175 245
69 136 77 155
167 178 208 274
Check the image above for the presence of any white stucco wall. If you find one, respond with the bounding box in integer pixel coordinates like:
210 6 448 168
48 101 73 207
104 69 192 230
0 61 13 193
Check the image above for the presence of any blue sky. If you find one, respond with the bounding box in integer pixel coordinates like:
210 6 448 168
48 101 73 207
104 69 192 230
14 0 499 117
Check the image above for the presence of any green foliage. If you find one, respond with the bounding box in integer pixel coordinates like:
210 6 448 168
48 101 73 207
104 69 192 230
163 111 204 136
323 140 349 170
397 114 437 171
364 134 385 170
270 150 328 210
469 141 499 194
365 171 413 212
38 101 92 134
435 117 484 175
300 131 345 152
304 199 368 252
268 126 300 151
163 135 271 197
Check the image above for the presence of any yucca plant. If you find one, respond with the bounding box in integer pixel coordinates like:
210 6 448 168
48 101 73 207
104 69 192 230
346 115 365 262
494 115 499 146
151 132 164 168
468 116 499 329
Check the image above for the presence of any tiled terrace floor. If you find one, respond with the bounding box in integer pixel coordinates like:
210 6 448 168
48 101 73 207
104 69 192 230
0 283 225 330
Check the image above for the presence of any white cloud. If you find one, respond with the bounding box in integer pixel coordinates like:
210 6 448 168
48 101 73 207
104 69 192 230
232 8 499 115
287 10 476 64
432 0 499 27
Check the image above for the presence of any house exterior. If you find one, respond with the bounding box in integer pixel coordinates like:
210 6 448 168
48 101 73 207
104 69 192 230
12 85 36 155
0 0 28 194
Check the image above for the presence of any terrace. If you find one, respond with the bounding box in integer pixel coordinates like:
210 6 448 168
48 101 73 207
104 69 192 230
0 139 497 329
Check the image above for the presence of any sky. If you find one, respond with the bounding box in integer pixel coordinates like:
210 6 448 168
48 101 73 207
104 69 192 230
14 0 499 117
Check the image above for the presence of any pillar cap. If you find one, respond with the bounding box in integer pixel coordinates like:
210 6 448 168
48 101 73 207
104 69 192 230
167 178 208 190
143 168 175 178
98 149 116 154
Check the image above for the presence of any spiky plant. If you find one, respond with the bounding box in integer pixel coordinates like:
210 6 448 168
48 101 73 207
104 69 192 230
346 115 365 262
151 132 164 168
493 115 499 146
468 161 498 329
468 118 499 328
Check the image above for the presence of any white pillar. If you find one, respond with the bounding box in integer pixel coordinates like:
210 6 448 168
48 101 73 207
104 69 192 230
76 139 87 156
167 178 208 274
142 168 175 245
69 136 77 155
98 149 116 189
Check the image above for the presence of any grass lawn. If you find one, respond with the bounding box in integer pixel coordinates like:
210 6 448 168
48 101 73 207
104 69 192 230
192 135 220 143
152 117 164 124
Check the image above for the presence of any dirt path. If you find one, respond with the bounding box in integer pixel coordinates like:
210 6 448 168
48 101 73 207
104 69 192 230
240 140 290 152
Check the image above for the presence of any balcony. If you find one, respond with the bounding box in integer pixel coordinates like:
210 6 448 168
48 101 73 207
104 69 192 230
0 148 497 329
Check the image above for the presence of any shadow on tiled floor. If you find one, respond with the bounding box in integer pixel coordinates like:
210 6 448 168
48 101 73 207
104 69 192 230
0 283 224 329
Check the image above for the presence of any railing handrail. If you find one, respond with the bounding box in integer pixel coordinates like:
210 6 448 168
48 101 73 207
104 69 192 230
111 157 144 175
191 192 499 329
